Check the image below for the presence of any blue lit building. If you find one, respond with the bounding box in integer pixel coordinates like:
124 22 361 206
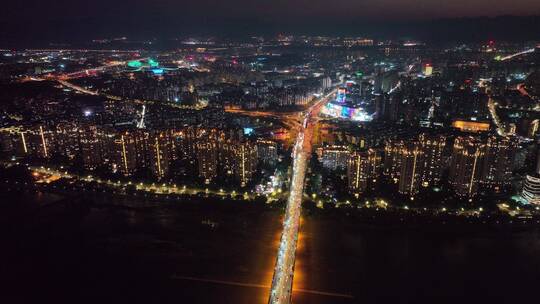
321 86 375 122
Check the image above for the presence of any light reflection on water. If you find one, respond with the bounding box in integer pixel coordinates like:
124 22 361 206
8 193 540 304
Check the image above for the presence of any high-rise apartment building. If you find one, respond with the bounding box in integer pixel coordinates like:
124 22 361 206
347 149 381 194
449 137 485 197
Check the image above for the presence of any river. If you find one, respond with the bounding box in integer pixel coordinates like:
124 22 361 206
2 193 539 303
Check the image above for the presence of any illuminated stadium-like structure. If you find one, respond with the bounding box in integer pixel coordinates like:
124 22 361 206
126 58 179 75
321 87 375 122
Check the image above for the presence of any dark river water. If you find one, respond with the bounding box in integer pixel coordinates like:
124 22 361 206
2 193 540 304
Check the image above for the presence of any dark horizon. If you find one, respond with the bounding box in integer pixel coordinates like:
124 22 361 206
1 0 540 47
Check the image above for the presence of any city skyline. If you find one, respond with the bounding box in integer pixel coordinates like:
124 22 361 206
1 5 540 302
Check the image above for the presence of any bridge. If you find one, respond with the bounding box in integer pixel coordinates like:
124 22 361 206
268 89 336 304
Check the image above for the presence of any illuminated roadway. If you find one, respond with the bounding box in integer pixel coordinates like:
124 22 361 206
268 88 336 304
498 48 535 61
57 79 99 96
58 58 149 80
487 95 507 137
29 166 261 200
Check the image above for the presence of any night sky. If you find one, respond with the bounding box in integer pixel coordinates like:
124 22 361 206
2 0 540 44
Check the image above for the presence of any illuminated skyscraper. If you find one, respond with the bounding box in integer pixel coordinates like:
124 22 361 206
20 126 53 159
529 119 539 138
375 71 399 94
37 126 50 159
398 142 423 196
423 63 433 76
336 87 347 103
197 139 218 183
112 132 138 176
148 132 170 180
383 139 405 180
257 139 278 166
522 175 540 204
521 150 540 205
0 127 27 157
54 123 80 161
234 141 257 186
347 149 380 194
320 145 350 170
385 134 446 196
79 125 104 170
418 134 446 187
449 137 485 197
480 136 517 192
